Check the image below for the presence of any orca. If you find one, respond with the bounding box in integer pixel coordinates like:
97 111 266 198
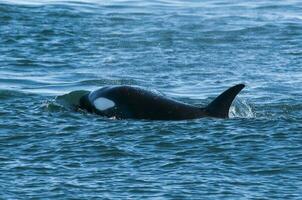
78 84 245 120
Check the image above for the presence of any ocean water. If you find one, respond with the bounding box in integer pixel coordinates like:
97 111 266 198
0 0 302 199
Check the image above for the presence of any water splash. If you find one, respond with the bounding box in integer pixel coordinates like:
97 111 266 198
229 98 255 118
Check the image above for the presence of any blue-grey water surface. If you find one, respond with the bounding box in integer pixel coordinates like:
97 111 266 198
0 0 302 199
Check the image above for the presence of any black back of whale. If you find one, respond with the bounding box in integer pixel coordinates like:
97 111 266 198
79 84 245 120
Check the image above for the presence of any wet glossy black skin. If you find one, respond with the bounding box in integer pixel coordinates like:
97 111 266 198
80 86 206 120
79 84 245 120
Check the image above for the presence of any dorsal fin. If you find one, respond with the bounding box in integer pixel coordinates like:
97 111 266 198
205 84 245 118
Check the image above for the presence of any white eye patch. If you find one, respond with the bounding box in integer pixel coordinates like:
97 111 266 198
93 97 115 111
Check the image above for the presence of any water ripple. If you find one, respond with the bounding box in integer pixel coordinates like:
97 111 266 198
1 0 302 199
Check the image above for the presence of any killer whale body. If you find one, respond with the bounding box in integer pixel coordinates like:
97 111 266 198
78 84 245 120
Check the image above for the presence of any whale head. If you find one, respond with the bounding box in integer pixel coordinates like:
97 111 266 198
79 93 94 112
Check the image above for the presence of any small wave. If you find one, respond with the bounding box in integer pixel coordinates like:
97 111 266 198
77 79 137 86
0 89 35 100
42 90 90 113
41 100 66 112
55 90 89 109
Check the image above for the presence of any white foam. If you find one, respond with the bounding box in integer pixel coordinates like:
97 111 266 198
93 97 115 111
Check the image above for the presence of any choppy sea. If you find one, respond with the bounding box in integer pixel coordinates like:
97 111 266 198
0 0 301 199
